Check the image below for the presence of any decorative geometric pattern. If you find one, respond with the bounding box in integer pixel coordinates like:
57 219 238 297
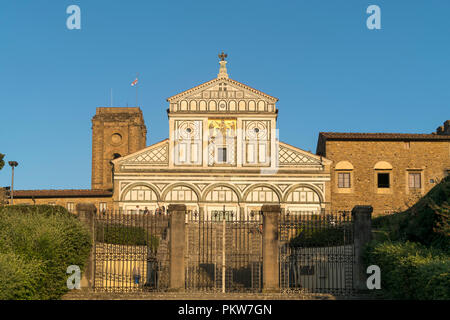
205 186 239 202
244 120 269 141
194 183 210 191
285 186 320 203
246 187 279 203
120 182 131 191
175 120 201 140
279 145 321 166
124 142 168 165
164 186 198 202
122 185 158 201
154 183 168 191
235 184 250 192
276 184 290 192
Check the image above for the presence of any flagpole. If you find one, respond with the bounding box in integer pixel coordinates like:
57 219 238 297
136 73 139 107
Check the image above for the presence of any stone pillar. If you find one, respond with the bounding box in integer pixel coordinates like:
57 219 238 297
76 203 97 290
168 204 186 292
352 205 373 291
261 204 280 292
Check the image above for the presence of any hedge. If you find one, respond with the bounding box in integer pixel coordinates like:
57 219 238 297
0 205 92 300
363 241 450 300
289 223 352 248
95 223 159 252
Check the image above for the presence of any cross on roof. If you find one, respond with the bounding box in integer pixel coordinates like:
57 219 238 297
218 51 227 61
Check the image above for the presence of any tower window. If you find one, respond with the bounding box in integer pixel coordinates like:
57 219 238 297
218 147 227 163
377 173 390 188
113 153 121 159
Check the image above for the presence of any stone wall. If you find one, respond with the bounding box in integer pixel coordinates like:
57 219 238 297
12 196 114 212
325 139 450 215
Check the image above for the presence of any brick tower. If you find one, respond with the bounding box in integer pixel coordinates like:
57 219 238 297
91 107 147 190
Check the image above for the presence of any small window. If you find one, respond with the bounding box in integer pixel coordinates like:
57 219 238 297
218 147 227 163
338 172 351 188
67 202 75 213
99 202 107 213
409 173 421 189
377 173 390 188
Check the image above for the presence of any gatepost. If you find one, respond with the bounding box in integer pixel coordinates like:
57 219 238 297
352 205 373 291
261 204 280 293
168 204 186 292
76 203 96 290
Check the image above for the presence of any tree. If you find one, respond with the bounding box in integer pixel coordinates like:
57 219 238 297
0 153 4 171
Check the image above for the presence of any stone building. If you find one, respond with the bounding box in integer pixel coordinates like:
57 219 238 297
12 56 332 215
111 56 332 216
91 107 147 190
9 55 450 216
316 121 450 215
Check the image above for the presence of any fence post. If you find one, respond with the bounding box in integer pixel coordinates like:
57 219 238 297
261 204 280 293
168 204 186 292
76 203 96 290
352 205 373 292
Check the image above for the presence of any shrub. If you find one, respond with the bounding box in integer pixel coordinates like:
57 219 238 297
290 222 352 248
0 252 44 300
0 205 92 300
372 176 450 252
95 223 159 252
363 241 450 300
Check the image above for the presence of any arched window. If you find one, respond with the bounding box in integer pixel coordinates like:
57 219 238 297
374 161 393 189
335 161 354 189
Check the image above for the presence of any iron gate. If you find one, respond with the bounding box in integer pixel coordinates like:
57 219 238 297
279 211 354 295
185 209 263 292
93 210 170 292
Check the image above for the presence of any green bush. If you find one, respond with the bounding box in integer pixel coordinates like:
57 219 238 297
363 241 450 300
372 176 450 252
0 205 92 300
290 223 352 248
96 223 159 252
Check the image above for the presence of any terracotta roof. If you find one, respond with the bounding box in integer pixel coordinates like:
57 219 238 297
319 132 450 141
13 189 113 198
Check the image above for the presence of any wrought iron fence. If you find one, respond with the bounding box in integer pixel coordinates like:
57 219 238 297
93 210 170 292
185 209 263 292
279 211 354 295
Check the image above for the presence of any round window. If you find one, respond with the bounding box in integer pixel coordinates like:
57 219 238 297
111 133 122 145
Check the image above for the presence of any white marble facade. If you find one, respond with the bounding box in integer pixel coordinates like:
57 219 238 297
112 57 331 217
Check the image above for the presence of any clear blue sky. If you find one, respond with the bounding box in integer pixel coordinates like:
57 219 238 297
1 1 449 190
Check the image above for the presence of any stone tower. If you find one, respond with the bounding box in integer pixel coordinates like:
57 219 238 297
91 107 147 190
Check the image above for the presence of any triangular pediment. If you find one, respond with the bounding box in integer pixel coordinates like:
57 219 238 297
114 139 169 166
278 142 331 167
167 78 278 113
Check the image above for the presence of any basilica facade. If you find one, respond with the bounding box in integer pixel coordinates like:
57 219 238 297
110 57 331 217
10 56 450 216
